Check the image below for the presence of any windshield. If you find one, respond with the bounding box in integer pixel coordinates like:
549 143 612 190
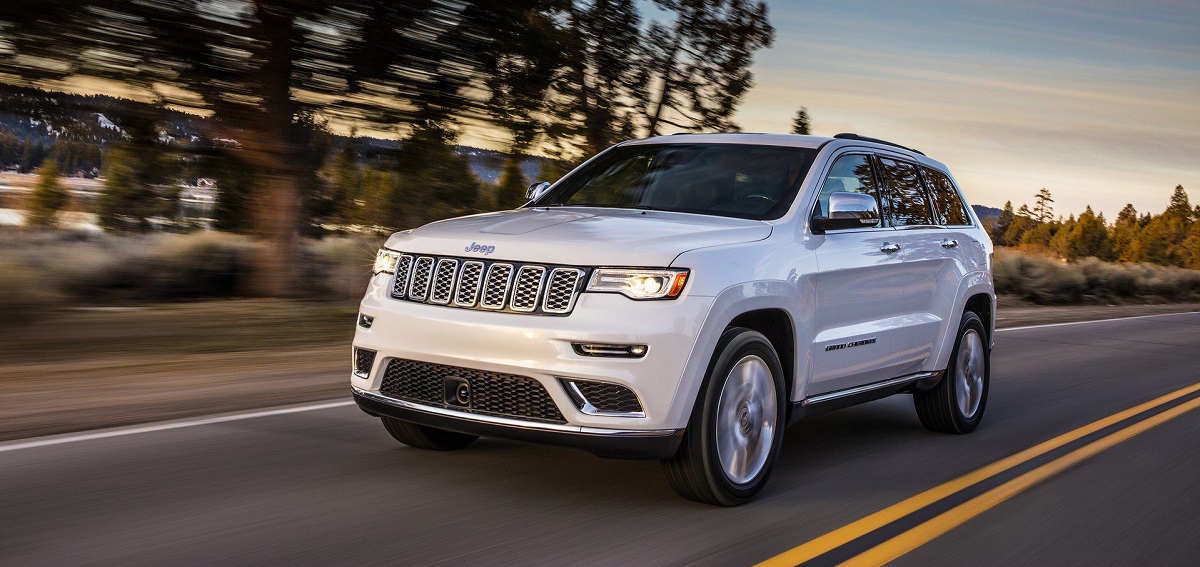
531 143 817 220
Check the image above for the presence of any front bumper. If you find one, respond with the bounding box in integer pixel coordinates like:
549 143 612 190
353 273 717 431
354 388 684 459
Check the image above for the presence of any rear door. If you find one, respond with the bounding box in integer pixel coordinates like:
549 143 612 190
876 156 953 370
808 152 910 394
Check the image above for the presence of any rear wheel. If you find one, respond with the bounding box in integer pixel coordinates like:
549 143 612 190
381 417 478 450
914 311 989 433
662 328 786 506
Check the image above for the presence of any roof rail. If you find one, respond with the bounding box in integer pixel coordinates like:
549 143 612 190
833 133 925 156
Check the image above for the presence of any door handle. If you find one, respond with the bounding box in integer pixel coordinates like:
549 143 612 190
941 239 959 249
880 242 901 254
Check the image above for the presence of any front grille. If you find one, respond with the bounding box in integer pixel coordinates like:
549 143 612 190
565 379 644 415
353 348 376 378
389 252 588 316
380 358 567 424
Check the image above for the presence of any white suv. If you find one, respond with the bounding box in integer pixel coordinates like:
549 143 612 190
352 133 994 505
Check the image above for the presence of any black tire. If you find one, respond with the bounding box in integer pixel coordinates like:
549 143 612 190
661 327 787 506
914 311 989 433
381 417 478 450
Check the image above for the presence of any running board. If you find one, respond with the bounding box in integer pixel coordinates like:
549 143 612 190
788 371 942 425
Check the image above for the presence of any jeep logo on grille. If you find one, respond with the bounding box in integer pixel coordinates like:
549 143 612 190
464 241 496 255
445 376 471 407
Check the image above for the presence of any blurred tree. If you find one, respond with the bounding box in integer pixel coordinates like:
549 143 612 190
26 161 70 227
97 147 159 232
1032 188 1054 223
386 123 481 230
326 146 363 225
18 139 45 173
645 0 775 135
544 0 648 160
0 0 497 295
212 151 257 234
494 157 530 210
790 107 811 135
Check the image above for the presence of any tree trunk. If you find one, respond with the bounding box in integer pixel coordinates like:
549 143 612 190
647 21 685 136
241 2 304 297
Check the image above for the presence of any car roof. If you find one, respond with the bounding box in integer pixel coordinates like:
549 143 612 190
620 133 951 172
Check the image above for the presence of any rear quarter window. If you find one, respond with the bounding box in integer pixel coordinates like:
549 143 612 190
877 157 932 226
923 167 972 226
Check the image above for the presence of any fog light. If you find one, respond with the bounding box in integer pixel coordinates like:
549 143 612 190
358 313 374 329
353 348 376 378
572 343 648 358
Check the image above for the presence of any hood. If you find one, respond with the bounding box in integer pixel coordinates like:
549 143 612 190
384 207 772 266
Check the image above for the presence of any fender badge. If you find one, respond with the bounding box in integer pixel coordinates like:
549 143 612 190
826 338 877 351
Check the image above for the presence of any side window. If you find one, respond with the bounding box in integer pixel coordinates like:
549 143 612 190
877 157 932 226
812 154 882 229
923 167 972 226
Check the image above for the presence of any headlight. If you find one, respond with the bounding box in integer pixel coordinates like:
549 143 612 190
373 248 401 274
586 268 689 300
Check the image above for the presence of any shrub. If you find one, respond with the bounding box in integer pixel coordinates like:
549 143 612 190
994 247 1200 304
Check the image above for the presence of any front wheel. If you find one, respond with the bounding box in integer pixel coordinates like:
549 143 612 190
914 311 989 433
662 328 786 506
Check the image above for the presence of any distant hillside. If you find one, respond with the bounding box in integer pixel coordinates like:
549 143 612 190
0 84 552 182
973 204 1001 221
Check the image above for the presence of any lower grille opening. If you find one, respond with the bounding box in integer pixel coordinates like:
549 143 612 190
380 359 566 424
354 348 377 378
562 379 645 416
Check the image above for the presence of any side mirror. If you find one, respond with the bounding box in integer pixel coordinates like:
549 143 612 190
526 181 552 202
811 192 880 233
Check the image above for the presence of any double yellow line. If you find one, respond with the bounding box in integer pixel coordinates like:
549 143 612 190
756 382 1200 567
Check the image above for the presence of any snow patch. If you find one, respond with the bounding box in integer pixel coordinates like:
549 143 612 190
97 113 122 131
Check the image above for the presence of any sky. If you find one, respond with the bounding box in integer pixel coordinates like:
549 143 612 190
730 0 1200 217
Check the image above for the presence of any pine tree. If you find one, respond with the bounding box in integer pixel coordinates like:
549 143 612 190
791 107 811 135
1165 185 1192 225
494 156 529 210
1066 206 1110 261
26 161 70 227
1111 204 1139 262
1032 188 1054 223
645 0 775 135
993 201 1014 244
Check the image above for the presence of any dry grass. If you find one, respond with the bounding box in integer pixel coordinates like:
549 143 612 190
994 247 1200 304
0 229 383 318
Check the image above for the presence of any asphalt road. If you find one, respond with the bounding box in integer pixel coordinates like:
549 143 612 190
2 312 1198 566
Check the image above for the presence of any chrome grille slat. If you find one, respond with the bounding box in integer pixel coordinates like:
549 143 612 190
407 256 435 300
543 268 585 314
429 259 458 304
481 263 514 309
390 255 414 299
387 253 586 316
454 261 485 307
510 266 546 312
